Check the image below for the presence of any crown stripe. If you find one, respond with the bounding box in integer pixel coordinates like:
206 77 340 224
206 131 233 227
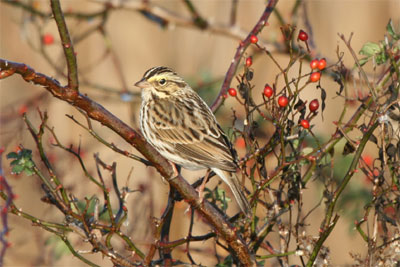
143 66 175 80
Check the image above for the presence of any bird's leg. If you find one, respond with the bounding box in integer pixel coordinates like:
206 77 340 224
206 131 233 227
197 169 211 204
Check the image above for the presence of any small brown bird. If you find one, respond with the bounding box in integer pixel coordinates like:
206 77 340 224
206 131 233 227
135 66 251 216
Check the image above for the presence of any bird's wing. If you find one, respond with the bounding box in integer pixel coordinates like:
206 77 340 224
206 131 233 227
151 92 237 171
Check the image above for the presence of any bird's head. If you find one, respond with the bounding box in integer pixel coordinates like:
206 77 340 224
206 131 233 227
135 66 188 98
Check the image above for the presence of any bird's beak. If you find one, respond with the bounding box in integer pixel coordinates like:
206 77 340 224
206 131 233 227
134 78 150 89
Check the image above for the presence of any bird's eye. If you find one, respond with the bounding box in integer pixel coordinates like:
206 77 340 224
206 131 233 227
159 78 166 85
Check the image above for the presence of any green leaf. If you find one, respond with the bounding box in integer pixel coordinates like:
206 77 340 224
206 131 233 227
6 152 18 159
386 19 398 40
377 51 388 65
22 149 32 158
10 159 19 166
12 165 24 174
215 188 229 200
23 169 34 176
292 139 299 149
359 42 381 57
257 260 266 266
217 255 233 267
25 161 34 168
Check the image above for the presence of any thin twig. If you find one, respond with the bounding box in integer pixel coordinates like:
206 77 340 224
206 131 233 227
50 0 79 91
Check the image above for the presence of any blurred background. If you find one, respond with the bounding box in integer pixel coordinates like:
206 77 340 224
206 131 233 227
0 0 399 266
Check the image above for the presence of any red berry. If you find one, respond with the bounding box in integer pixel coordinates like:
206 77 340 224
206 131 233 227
250 35 258 44
235 137 246 148
307 155 316 162
42 33 54 45
310 72 321 82
298 30 308 41
263 85 274 98
278 96 289 108
1 206 7 214
228 88 237 97
310 59 319 70
18 104 28 115
362 155 373 167
309 99 319 112
318 58 327 70
300 119 310 129
245 56 252 67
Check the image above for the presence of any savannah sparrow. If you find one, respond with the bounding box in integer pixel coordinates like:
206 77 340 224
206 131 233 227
135 66 251 216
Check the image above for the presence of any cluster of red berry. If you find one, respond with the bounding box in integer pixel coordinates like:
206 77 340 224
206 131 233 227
300 99 320 129
309 58 326 82
297 30 328 82
228 30 324 130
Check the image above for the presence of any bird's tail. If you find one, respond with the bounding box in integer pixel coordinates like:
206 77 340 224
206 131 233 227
212 168 252 217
